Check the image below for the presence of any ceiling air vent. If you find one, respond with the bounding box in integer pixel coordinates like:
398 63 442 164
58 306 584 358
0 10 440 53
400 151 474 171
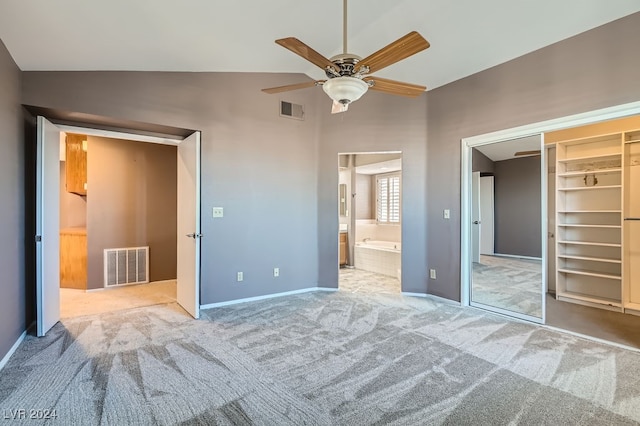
280 101 304 121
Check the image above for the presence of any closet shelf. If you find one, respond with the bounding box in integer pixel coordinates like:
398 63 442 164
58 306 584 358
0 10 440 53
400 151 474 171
557 185 621 191
557 168 621 177
557 224 621 229
558 268 621 280
556 291 622 307
625 139 640 144
557 153 621 163
557 254 621 264
557 240 621 248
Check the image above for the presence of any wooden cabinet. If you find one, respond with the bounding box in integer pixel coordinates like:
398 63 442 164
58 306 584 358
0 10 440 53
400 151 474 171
339 232 347 266
65 133 87 195
60 228 87 289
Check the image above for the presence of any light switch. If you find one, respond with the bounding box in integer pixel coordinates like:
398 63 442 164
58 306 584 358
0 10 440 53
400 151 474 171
212 207 224 218
443 209 450 219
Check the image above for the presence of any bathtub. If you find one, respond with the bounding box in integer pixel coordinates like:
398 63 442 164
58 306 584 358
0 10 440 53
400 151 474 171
354 240 401 279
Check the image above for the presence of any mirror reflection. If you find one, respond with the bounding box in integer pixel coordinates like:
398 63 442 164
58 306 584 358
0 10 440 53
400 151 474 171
471 135 543 318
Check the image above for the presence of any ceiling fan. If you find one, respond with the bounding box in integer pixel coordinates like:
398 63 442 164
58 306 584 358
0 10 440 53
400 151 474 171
261 0 430 113
514 150 541 157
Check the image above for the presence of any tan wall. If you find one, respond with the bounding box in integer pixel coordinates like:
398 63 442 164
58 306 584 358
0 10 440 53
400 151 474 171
545 115 640 144
86 136 177 289
59 162 87 229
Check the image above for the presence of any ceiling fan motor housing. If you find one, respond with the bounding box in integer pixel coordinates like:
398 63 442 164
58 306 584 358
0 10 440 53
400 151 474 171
326 53 364 78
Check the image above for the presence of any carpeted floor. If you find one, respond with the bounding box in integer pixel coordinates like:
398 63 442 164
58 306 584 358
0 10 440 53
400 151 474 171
472 255 543 318
1 288 640 424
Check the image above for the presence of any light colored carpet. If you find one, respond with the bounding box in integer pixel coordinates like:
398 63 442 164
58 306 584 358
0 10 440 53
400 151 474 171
472 255 543 317
339 268 401 294
60 280 176 318
1 288 640 424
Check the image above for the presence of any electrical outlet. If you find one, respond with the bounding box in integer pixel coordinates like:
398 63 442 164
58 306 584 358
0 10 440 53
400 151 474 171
236 272 243 282
429 269 436 279
212 207 224 218
273 267 279 277
443 209 450 219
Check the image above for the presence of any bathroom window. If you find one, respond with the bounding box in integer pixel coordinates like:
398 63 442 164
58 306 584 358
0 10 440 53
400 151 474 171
376 173 400 224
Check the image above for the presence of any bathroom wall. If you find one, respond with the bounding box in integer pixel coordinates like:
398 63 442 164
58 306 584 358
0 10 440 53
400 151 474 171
355 174 373 220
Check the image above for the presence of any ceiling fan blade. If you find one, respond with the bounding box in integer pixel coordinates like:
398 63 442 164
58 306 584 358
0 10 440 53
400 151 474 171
364 76 426 97
261 80 323 94
356 31 430 75
275 38 340 73
514 150 541 157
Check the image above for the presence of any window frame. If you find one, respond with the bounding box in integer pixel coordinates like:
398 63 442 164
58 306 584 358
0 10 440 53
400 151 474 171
375 172 401 225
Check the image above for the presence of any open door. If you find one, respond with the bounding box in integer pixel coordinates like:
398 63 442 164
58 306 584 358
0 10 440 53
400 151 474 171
479 176 494 255
176 131 201 318
36 116 60 336
471 171 481 263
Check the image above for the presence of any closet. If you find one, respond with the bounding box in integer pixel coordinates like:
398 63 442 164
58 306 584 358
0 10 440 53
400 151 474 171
554 127 640 315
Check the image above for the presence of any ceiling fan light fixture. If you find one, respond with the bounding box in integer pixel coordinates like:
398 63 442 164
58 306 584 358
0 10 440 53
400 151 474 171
322 76 369 105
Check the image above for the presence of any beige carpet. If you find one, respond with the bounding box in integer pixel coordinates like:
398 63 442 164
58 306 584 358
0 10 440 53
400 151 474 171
60 280 176 318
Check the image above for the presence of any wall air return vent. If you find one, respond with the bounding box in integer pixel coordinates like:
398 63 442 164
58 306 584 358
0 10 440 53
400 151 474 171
280 101 305 120
104 246 149 287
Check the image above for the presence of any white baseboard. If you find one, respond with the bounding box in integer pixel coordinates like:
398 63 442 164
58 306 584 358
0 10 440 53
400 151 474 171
402 292 461 306
492 253 542 261
0 330 27 371
201 287 338 309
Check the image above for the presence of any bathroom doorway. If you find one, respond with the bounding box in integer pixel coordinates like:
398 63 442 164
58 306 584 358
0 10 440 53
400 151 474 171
337 152 402 294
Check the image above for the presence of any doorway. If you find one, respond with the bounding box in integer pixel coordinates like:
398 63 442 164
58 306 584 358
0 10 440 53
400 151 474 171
337 152 402 295
36 117 201 337
466 135 546 323
461 100 640 347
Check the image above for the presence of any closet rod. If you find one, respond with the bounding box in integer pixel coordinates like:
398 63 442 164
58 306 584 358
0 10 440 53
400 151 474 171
624 218 640 221
624 139 640 144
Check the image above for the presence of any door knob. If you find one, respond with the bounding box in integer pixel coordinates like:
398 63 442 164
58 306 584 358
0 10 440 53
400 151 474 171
473 220 480 225
186 233 203 239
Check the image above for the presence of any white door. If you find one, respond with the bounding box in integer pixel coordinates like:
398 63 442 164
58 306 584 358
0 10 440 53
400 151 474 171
479 176 494 255
36 116 60 336
177 131 201 318
471 171 481 263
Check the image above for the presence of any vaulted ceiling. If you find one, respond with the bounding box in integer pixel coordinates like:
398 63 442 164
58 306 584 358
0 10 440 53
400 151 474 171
1 1 639 91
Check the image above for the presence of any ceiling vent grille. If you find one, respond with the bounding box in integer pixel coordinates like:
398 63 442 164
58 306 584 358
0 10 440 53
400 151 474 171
280 101 305 120
104 246 149 287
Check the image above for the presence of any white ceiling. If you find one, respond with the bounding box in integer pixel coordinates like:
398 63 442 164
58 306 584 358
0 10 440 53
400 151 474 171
356 159 402 175
0 1 639 90
475 135 542 162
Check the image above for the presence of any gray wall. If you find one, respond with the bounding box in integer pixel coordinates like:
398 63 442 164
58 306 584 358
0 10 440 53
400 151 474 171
86 136 177 288
426 12 640 300
472 149 495 174
317 92 428 293
0 40 25 358
22 72 321 303
355 174 373 220
494 156 541 258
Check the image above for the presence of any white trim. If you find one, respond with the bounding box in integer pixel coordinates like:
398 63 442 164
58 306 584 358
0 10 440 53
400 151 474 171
470 301 544 324
402 292 462 306
0 331 27 371
200 287 338 309
461 100 640 315
56 124 183 146
491 253 543 261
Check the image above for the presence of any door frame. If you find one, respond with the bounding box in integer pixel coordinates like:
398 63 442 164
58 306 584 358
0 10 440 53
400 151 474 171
460 100 640 322
37 120 201 335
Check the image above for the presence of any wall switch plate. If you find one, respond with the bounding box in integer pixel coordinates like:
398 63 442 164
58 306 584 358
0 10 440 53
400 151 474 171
236 272 243 282
429 269 436 279
212 207 224 218
273 267 279 277
443 209 450 219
